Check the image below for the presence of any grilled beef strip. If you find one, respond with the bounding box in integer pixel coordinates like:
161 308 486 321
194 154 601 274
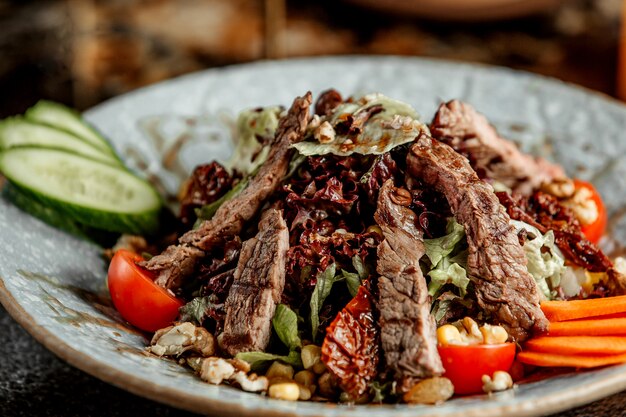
140 92 312 290
407 134 548 342
219 208 289 356
430 100 565 196
374 179 443 393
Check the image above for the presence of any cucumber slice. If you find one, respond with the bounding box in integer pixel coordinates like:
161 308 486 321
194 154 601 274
25 100 119 159
0 118 121 166
2 184 117 245
0 147 162 235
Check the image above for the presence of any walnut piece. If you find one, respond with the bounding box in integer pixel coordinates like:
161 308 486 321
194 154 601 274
149 322 216 357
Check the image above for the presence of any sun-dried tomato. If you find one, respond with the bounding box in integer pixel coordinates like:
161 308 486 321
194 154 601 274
179 162 237 226
497 191 612 272
321 285 380 399
315 89 343 116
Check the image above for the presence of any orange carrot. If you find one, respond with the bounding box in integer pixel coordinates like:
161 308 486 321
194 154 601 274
572 312 626 321
541 295 626 322
548 318 626 336
525 336 626 355
517 350 626 368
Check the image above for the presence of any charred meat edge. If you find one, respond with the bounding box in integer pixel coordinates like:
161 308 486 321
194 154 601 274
430 100 565 196
140 92 312 290
219 208 289 356
407 133 548 342
375 179 443 393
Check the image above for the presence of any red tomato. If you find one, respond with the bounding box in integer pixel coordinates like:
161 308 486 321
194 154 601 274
574 179 607 244
438 343 516 395
107 249 183 332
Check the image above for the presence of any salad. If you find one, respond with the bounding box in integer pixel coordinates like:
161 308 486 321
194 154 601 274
2 90 625 405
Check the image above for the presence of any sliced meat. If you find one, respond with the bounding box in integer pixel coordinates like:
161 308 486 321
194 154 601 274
219 208 289 356
374 180 443 392
430 100 565 196
407 134 548 341
140 92 312 290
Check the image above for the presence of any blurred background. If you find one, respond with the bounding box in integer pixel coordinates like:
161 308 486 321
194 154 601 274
0 0 623 118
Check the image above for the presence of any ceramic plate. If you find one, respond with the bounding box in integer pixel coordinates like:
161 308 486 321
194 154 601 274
2 56 626 417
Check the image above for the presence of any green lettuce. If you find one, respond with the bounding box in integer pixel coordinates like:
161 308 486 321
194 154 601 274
309 263 337 340
292 93 427 157
423 218 466 266
226 106 282 174
428 260 469 297
272 304 301 351
423 218 469 297
511 220 566 300
235 350 302 370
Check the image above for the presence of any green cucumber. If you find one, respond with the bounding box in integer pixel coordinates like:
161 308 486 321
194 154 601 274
0 147 162 235
0 118 121 166
2 184 117 245
25 100 119 159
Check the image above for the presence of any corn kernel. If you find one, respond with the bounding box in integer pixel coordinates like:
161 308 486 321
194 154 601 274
294 370 316 387
266 361 294 380
436 324 464 346
480 324 509 344
268 382 300 401
366 225 383 236
301 345 322 370
297 384 312 401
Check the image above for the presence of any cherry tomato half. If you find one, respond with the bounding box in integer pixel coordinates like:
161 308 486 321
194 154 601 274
438 343 516 395
107 249 183 332
574 179 607 244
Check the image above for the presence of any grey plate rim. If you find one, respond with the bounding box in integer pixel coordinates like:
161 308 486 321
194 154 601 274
2 55 626 417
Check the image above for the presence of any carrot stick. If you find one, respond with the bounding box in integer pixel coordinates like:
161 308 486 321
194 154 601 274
548 318 626 336
572 312 626 321
525 336 626 355
541 295 626 322
517 350 626 368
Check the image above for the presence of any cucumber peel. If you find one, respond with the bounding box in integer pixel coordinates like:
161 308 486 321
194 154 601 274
0 147 162 235
0 117 121 166
2 184 118 245
25 100 120 161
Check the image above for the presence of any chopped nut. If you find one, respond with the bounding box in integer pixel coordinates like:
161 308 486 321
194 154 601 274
266 361 294 380
232 371 269 392
461 317 483 343
149 323 215 357
308 114 321 131
301 345 322 370
541 178 575 198
390 187 412 207
482 371 514 393
479 324 509 344
561 186 599 226
314 121 336 144
268 382 300 401
228 358 251 373
199 357 235 385
403 377 454 404
317 372 337 398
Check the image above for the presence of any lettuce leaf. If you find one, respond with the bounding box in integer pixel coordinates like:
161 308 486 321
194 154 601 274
272 304 302 351
309 263 337 340
428 260 469 297
511 220 566 299
226 106 282 174
423 218 466 266
292 93 427 157
235 350 302 370
339 269 361 298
